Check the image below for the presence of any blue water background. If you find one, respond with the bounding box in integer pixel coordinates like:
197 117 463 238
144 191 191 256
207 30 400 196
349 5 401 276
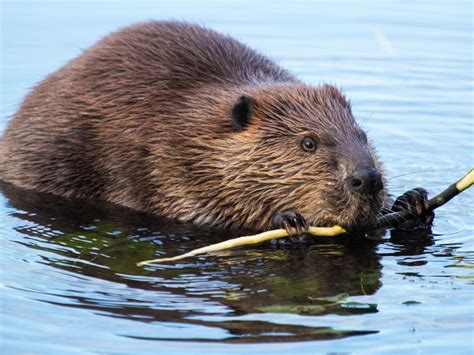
1 1 473 354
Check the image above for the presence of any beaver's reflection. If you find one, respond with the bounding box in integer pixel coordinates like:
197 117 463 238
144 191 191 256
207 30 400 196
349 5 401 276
1 181 426 342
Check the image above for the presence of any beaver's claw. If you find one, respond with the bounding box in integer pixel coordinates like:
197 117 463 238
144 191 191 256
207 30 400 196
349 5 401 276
272 210 308 236
271 210 312 245
391 187 434 230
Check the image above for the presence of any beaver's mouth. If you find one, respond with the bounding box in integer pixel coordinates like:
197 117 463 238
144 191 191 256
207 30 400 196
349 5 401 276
341 216 378 233
314 215 376 234
315 194 384 233
344 202 384 233
301 184 386 234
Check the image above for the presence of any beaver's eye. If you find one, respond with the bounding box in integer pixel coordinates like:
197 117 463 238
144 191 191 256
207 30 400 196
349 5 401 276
301 137 317 152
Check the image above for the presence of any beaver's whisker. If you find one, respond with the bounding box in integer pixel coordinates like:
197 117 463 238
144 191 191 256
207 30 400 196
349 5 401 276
386 170 437 181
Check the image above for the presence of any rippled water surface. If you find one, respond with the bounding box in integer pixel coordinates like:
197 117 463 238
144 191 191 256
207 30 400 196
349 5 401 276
1 1 473 353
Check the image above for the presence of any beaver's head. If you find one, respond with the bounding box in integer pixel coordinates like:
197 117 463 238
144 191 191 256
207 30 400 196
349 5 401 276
164 84 386 231
205 84 387 231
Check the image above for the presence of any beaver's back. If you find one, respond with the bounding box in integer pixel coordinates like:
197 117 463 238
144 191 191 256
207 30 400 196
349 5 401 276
0 21 296 209
74 21 296 96
112 21 296 88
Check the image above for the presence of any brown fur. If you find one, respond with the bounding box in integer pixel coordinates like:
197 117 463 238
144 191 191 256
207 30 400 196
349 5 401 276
0 21 386 231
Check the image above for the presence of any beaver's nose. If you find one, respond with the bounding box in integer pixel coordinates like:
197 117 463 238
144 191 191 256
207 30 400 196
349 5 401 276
347 165 383 195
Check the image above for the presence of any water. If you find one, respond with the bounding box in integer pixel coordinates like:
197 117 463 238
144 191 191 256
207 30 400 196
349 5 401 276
1 0 473 353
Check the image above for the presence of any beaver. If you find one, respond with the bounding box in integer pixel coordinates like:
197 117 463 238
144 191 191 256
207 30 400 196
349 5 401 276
0 21 433 235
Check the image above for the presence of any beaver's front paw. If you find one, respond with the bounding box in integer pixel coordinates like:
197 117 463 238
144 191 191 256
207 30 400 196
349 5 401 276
391 187 434 230
271 210 312 245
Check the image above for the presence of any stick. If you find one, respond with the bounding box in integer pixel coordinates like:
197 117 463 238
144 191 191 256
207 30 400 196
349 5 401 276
137 169 473 266
375 168 473 228
137 226 346 266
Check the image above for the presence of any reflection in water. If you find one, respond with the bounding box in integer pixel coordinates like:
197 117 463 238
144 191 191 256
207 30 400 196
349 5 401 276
1 181 393 342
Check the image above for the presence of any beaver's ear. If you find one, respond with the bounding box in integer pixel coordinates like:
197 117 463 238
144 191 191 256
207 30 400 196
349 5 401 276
231 95 256 130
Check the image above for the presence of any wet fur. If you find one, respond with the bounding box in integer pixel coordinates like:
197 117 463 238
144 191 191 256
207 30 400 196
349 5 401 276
0 21 386 231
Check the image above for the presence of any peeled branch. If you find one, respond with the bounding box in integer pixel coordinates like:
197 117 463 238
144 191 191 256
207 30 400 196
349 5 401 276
137 225 345 266
137 168 473 266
